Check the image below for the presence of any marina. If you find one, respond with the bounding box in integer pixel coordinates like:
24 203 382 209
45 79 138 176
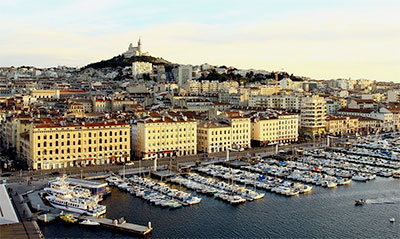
5 134 400 238
38 176 400 239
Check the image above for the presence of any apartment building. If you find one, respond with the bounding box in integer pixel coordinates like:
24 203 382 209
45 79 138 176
300 95 326 136
251 113 298 146
325 115 359 135
132 115 197 159
197 121 231 153
224 115 251 149
21 121 130 170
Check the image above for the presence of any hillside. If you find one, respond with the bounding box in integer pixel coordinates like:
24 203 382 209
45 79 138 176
83 54 173 70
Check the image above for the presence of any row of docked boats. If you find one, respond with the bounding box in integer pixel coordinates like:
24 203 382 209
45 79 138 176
105 175 201 208
296 153 384 178
350 134 400 161
175 172 264 204
309 150 400 173
304 150 398 178
243 161 346 188
43 176 106 216
196 165 312 196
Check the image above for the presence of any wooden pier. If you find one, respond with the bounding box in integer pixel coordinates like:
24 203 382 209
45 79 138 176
78 216 152 236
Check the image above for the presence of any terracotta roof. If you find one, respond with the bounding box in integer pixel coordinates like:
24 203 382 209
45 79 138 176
34 121 128 129
60 90 86 93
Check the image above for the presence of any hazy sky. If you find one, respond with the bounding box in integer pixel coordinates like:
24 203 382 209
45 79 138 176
0 0 399 82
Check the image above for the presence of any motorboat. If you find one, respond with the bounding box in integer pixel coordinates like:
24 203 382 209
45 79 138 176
79 219 100 226
389 218 396 223
355 199 367 206
105 176 124 186
229 195 246 204
60 214 78 223
326 181 337 188
37 213 56 223
352 175 368 182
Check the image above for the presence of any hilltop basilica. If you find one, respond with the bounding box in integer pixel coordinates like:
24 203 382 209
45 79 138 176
123 37 150 58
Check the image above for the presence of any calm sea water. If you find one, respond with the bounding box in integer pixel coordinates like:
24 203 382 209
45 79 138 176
40 177 400 238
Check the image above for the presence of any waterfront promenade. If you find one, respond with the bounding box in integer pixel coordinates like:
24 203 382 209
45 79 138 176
2 138 329 183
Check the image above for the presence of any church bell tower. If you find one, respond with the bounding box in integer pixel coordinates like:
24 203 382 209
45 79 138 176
138 37 142 55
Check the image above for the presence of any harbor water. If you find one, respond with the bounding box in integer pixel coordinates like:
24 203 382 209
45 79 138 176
40 177 400 238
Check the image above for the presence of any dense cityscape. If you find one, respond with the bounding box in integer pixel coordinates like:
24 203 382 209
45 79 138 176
0 38 399 171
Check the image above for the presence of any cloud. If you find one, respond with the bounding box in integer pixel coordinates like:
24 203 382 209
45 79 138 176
0 4 399 82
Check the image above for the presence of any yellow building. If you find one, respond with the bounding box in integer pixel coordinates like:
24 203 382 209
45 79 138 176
92 98 109 113
69 102 84 114
5 116 32 156
301 95 326 136
31 89 60 99
325 115 359 135
132 115 197 159
197 121 231 153
21 121 130 170
251 113 298 146
224 115 251 149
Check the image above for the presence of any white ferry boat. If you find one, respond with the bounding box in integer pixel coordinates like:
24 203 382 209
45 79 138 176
45 193 106 216
44 177 106 216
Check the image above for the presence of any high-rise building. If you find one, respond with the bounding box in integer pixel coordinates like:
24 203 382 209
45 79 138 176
174 65 193 87
300 95 326 136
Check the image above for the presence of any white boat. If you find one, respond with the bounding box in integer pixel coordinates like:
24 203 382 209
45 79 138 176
44 177 106 216
326 181 337 188
46 194 106 216
117 182 132 191
352 175 368 182
389 218 396 223
105 176 124 186
228 195 246 204
79 219 100 226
